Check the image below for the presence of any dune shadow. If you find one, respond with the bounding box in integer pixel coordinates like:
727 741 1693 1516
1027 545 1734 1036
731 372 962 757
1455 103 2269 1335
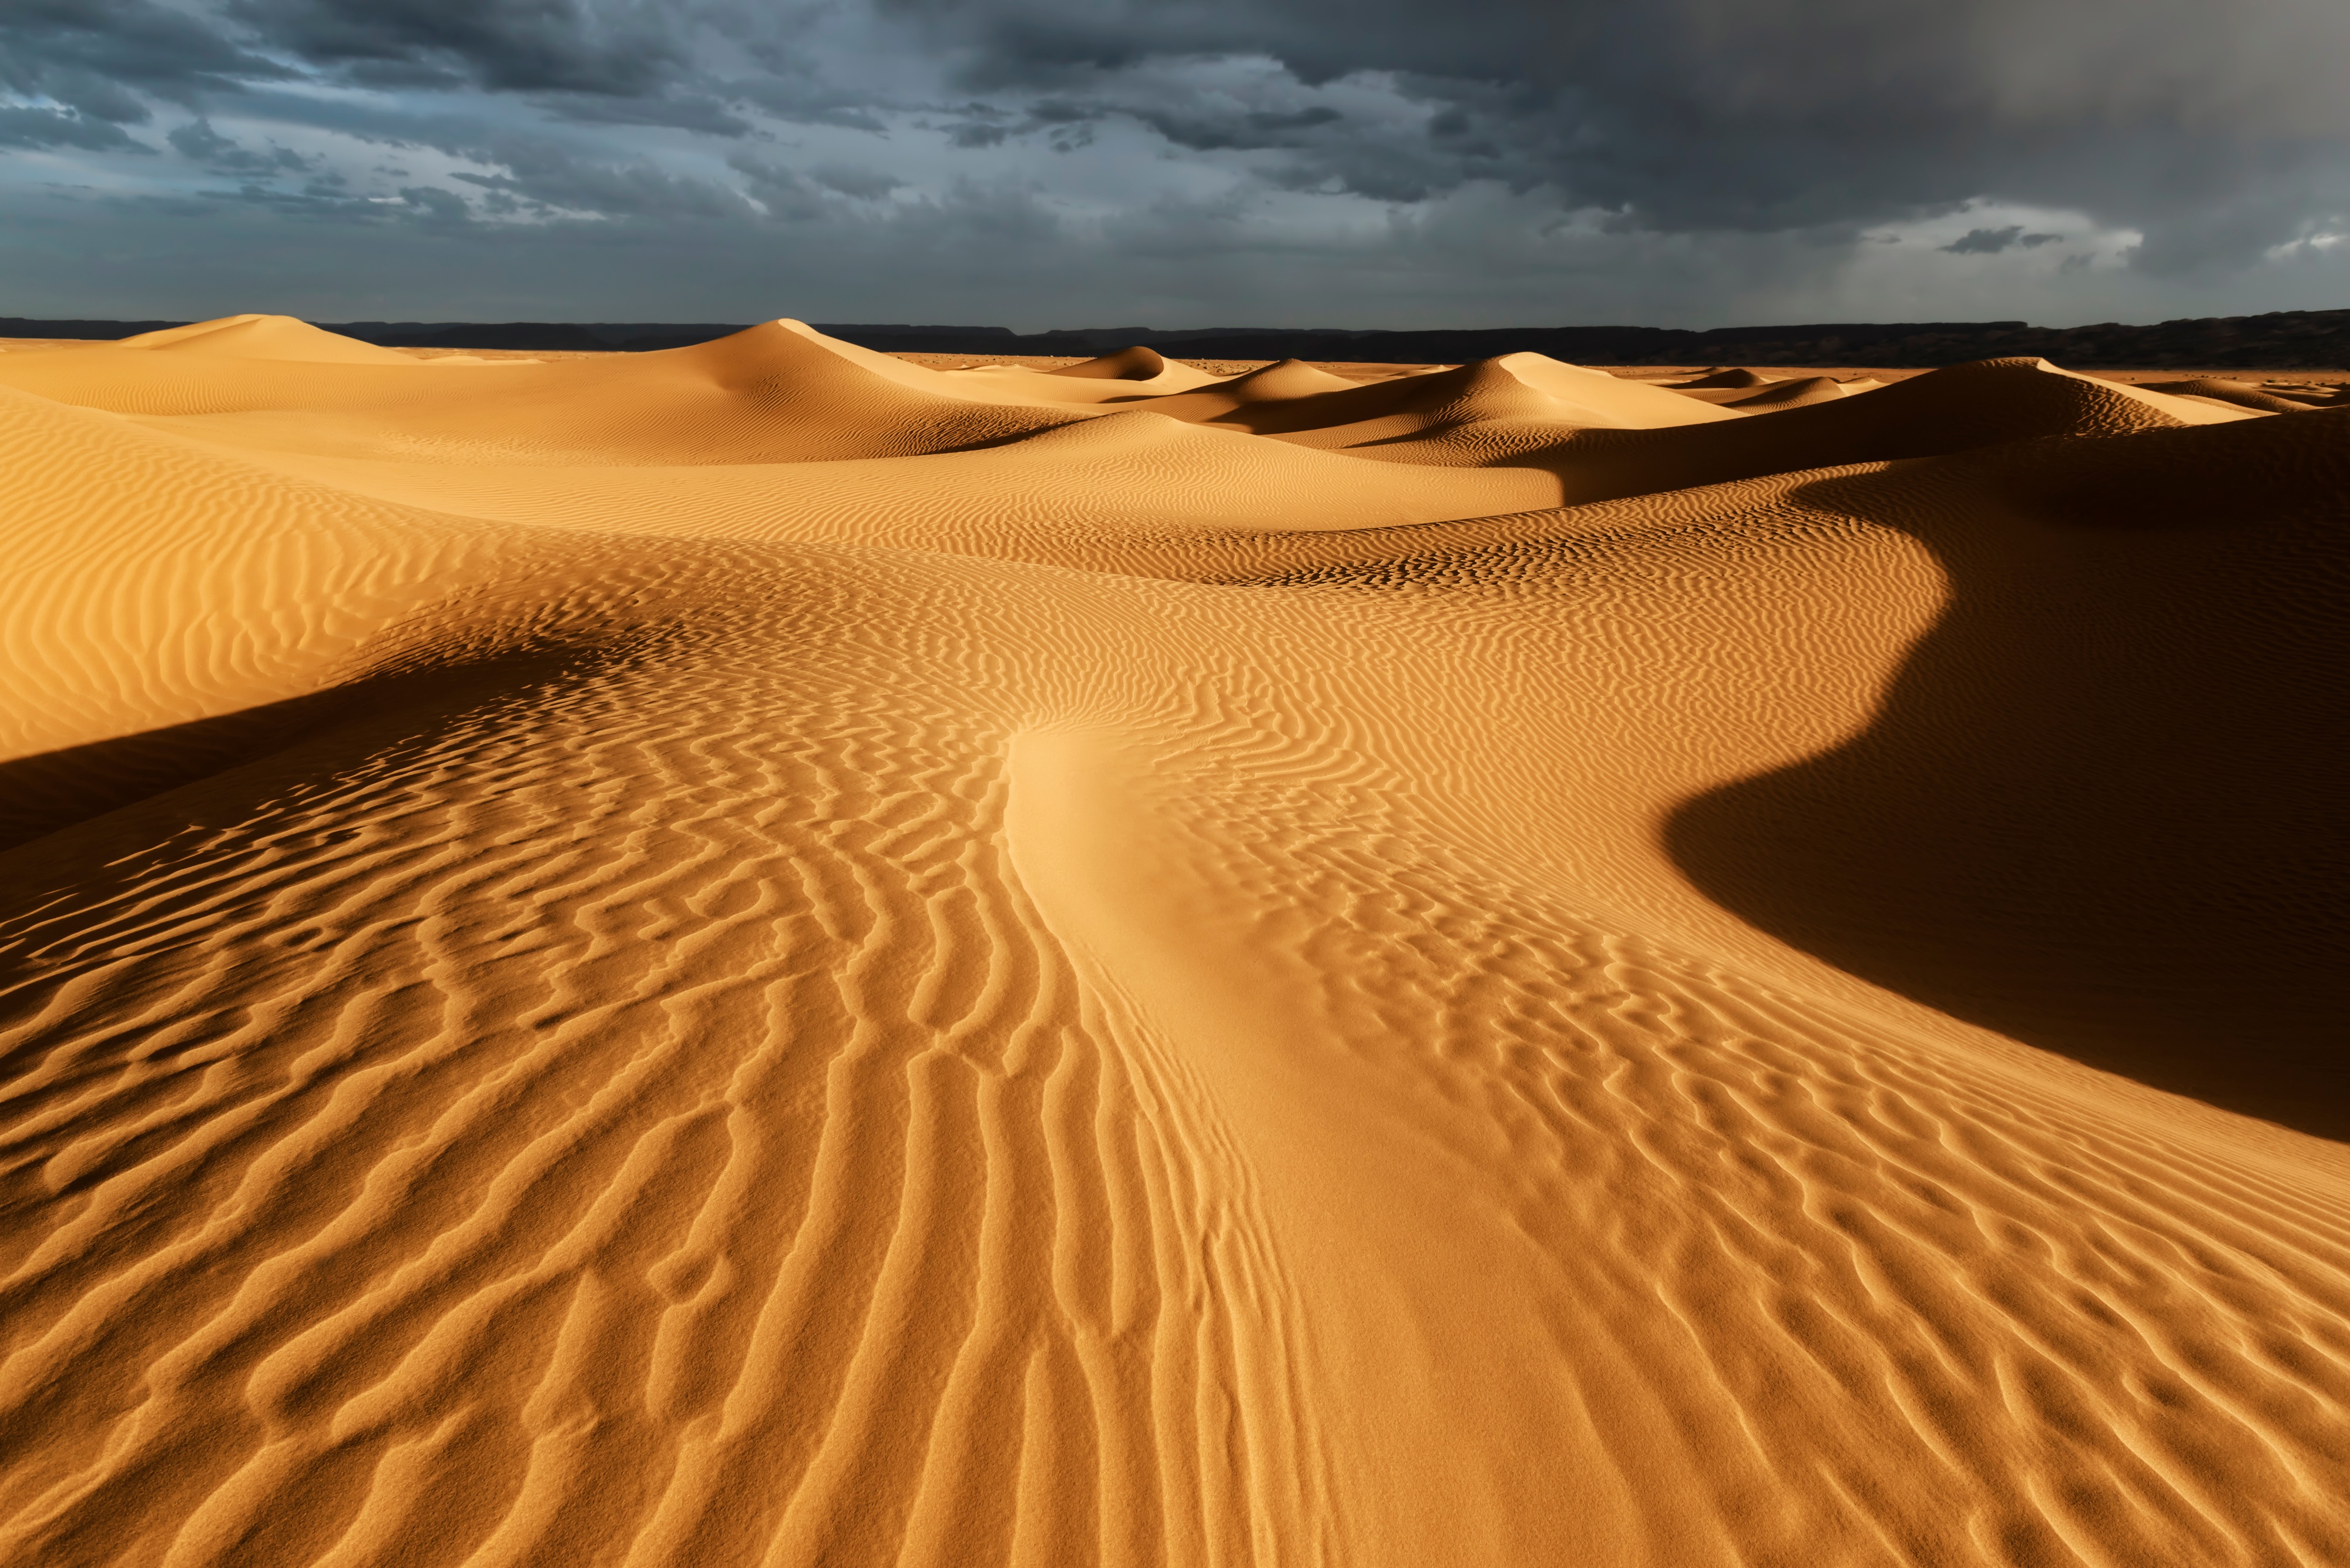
1663 419 2350 1140
0 646 608 860
0 688 361 855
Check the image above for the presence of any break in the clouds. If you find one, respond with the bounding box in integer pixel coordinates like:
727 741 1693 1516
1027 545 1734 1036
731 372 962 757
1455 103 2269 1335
4 0 2349 327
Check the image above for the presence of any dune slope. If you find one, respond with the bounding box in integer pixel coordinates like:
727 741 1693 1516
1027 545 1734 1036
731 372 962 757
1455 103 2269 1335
1667 412 2350 1132
1 319 2344 1568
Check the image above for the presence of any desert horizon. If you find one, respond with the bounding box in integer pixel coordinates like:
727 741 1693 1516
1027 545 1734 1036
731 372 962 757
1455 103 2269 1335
0 311 2344 1564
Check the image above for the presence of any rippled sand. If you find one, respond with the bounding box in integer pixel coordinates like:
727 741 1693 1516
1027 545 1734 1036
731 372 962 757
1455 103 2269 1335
2 315 2345 1567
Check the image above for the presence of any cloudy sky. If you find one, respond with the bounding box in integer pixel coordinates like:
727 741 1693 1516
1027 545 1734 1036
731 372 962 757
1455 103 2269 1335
5 0 2349 328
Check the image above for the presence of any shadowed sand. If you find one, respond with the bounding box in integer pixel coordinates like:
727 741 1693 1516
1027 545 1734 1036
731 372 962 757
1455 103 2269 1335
1 316 2345 1568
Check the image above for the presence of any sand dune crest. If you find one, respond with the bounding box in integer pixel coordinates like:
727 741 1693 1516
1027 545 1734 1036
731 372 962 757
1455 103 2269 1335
112 315 424 366
1046 344 1170 380
1723 374 1849 409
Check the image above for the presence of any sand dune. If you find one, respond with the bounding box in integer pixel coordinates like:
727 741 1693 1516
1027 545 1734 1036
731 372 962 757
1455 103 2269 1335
0 321 1087 464
1672 367 1780 389
113 315 425 367
1721 374 1851 409
1412 355 2261 505
0 382 509 845
1 317 2345 1568
1147 350 1739 439
2144 376 2331 414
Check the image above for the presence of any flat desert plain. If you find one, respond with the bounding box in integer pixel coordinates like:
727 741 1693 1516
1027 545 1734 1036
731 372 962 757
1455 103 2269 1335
1 315 2346 1567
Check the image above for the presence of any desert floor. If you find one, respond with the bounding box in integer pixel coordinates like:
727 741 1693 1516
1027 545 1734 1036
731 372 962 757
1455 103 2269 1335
1 317 2345 1567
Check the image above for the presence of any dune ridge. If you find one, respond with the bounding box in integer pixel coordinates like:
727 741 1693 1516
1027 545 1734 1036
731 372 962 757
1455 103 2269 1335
0 318 2344 1568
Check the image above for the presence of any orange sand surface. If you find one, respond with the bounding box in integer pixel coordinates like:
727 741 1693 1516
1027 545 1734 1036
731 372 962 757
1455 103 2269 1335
2 314 2346 1567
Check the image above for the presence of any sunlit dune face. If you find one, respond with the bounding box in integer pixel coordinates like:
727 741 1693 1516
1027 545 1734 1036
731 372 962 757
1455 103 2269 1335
1 317 2343 1568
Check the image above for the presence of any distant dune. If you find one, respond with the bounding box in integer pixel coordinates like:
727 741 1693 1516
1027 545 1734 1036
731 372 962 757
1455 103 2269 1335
11 305 2350 367
1 315 2345 1567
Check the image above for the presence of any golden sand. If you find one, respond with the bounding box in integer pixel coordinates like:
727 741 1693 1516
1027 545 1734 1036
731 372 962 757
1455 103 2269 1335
1 315 2345 1566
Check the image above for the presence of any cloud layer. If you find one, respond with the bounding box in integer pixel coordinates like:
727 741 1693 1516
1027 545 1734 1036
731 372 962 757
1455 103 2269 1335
4 0 2348 325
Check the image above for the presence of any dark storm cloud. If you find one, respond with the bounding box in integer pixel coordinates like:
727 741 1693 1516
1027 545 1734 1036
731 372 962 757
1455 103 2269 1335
20 0 2345 266
1942 227 2063 256
0 0 276 157
1136 103 1341 155
202 0 885 132
219 0 688 96
532 91 753 136
6 0 2349 325
808 164 904 200
0 105 151 151
0 0 291 109
0 0 863 154
450 137 751 219
872 0 2350 265
167 118 312 172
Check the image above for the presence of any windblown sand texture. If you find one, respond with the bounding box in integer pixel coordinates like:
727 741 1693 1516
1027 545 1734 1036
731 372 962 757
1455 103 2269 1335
2 315 2346 1568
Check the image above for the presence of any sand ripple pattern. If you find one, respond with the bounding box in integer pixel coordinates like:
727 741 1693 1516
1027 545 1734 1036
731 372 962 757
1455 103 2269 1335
1 323 2344 1567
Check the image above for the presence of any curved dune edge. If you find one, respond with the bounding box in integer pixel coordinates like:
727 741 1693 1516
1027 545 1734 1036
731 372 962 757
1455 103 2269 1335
1 319 2345 1568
